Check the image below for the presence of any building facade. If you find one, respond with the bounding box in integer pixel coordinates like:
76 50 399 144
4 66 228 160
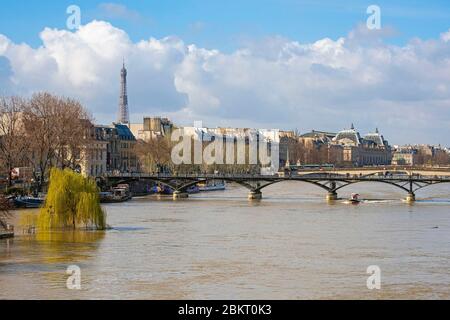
291 126 392 167
392 144 450 166
299 130 342 165
331 126 392 166
391 147 419 166
115 123 138 172
130 117 174 141
90 124 137 175
79 137 108 177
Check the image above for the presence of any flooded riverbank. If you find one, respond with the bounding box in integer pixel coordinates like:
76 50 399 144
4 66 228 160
1 182 450 299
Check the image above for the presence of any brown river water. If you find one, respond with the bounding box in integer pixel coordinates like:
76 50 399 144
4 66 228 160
1 182 450 299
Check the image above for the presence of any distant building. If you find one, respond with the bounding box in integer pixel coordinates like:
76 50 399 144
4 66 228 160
179 125 278 172
299 130 341 165
91 125 119 173
300 130 337 141
114 123 138 172
391 147 418 166
181 126 276 143
90 124 137 175
293 125 392 167
331 125 392 166
79 126 108 177
279 131 298 167
130 117 174 141
394 144 450 166
417 145 448 161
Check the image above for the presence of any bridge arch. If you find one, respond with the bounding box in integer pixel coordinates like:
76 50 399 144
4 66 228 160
217 178 260 192
107 177 185 192
102 173 450 202
333 180 411 194
252 179 334 193
408 180 450 194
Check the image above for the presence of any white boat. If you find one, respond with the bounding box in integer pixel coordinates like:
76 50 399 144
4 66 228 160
198 180 226 192
348 193 361 204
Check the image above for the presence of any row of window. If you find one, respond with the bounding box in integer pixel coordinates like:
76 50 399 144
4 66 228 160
89 149 106 161
90 164 105 176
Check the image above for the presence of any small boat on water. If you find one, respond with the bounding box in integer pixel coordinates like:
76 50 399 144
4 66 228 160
0 224 14 239
348 193 361 204
198 180 226 192
100 185 132 203
13 196 45 209
0 231 14 239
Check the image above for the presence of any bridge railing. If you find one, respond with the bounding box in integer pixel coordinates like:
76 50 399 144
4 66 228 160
104 172 450 182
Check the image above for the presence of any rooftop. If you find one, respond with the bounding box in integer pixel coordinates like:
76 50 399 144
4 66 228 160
333 129 362 145
114 123 136 140
300 130 337 139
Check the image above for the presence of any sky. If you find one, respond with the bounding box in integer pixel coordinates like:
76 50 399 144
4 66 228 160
0 0 450 145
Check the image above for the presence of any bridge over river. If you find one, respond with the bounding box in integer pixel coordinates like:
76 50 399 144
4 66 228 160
100 167 450 202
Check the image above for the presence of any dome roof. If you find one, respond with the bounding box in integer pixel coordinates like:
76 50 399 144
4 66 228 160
332 126 390 149
364 133 384 146
333 129 362 145
363 129 389 148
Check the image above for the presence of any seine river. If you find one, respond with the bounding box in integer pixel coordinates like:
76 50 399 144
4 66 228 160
1 182 450 299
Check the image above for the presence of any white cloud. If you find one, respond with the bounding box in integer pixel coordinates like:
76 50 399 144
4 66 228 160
441 29 450 42
0 34 11 54
0 21 450 144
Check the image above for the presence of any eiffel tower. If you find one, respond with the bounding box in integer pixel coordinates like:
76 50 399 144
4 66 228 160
118 60 129 124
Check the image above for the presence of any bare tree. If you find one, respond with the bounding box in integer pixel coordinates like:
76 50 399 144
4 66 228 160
436 152 450 165
52 98 93 169
134 136 172 173
22 92 92 191
22 93 58 190
0 96 29 187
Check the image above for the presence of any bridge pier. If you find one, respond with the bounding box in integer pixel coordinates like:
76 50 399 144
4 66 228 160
248 191 262 200
173 191 189 200
405 192 416 203
326 191 338 201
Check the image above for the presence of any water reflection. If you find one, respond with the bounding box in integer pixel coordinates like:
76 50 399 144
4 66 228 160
2 228 104 268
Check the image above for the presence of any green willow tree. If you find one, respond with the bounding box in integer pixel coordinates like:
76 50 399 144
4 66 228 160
38 168 106 230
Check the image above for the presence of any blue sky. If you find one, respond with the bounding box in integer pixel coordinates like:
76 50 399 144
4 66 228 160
1 1 450 144
1 0 450 51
